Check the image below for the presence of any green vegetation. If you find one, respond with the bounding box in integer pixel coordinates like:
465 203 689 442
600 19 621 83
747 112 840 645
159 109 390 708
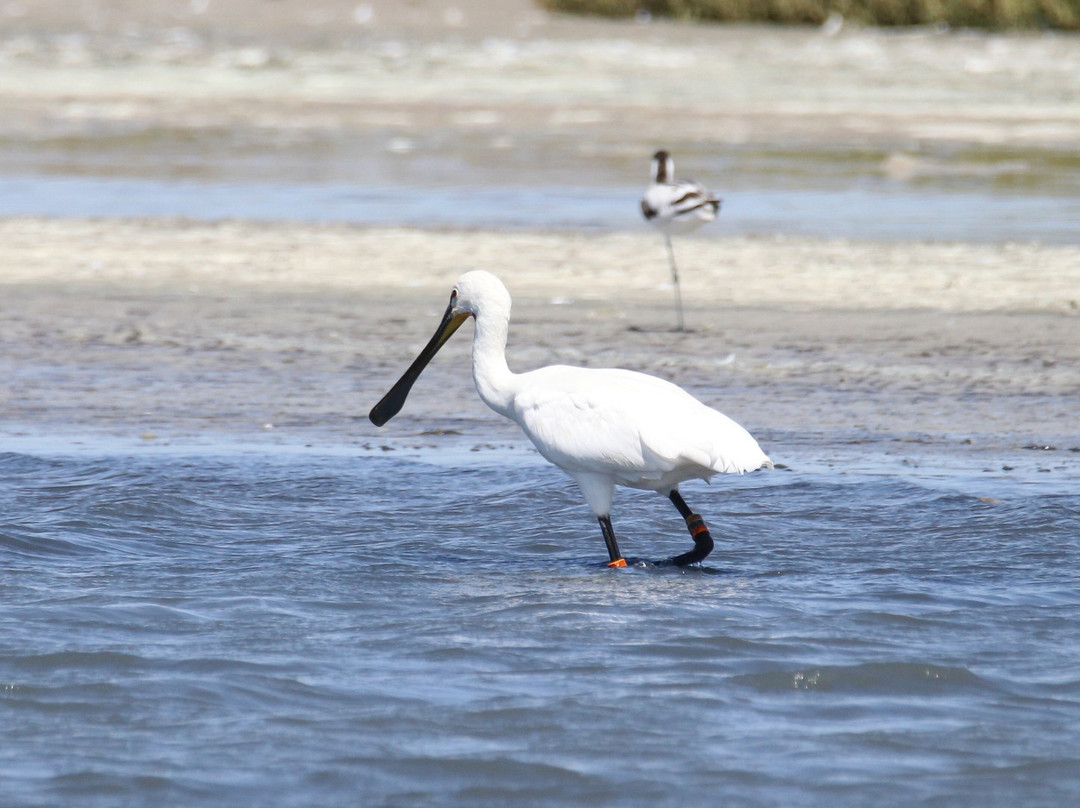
536 0 1080 30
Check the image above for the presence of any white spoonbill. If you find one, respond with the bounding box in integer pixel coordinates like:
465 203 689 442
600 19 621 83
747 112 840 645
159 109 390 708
369 271 771 568
640 150 721 332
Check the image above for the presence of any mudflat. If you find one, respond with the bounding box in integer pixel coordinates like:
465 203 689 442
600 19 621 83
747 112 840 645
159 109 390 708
2 219 1077 469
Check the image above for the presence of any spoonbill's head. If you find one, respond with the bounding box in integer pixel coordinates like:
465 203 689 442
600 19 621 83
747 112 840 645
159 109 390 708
448 270 512 319
369 271 509 427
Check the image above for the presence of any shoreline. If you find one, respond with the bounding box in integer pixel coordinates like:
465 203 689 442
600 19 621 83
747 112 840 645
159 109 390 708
2 217 1077 466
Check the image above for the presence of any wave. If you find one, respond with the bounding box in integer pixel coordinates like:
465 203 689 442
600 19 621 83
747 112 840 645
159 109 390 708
731 661 990 694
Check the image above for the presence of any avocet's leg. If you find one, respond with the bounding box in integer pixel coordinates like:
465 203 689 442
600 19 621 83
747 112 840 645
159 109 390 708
664 234 685 332
662 490 714 567
598 516 627 568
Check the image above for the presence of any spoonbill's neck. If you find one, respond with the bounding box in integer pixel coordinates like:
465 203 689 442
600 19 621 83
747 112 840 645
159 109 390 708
470 304 517 418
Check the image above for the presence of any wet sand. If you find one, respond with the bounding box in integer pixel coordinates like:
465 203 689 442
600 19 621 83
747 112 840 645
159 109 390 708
2 218 1077 469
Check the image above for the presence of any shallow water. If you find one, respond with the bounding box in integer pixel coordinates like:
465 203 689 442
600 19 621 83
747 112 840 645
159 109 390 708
3 175 1079 243
3 444 1080 807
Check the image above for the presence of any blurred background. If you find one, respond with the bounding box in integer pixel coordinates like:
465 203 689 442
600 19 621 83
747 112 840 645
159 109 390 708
1 0 1078 239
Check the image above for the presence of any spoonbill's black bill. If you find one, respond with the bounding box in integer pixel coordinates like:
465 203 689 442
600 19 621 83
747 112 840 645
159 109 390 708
370 298 468 427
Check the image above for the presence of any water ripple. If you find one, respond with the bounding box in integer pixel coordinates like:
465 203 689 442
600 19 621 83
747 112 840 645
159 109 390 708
1 448 1079 806
732 662 990 694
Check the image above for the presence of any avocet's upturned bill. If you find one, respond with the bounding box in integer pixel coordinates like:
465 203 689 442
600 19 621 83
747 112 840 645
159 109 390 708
640 150 721 332
369 271 771 568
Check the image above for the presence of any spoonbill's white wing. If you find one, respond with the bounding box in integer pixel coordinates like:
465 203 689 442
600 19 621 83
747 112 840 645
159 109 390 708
512 366 770 491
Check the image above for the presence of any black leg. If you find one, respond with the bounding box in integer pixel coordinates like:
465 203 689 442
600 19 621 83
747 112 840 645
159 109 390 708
598 516 626 568
663 490 715 567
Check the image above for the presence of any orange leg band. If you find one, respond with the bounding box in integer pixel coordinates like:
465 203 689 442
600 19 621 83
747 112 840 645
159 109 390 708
685 515 709 537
